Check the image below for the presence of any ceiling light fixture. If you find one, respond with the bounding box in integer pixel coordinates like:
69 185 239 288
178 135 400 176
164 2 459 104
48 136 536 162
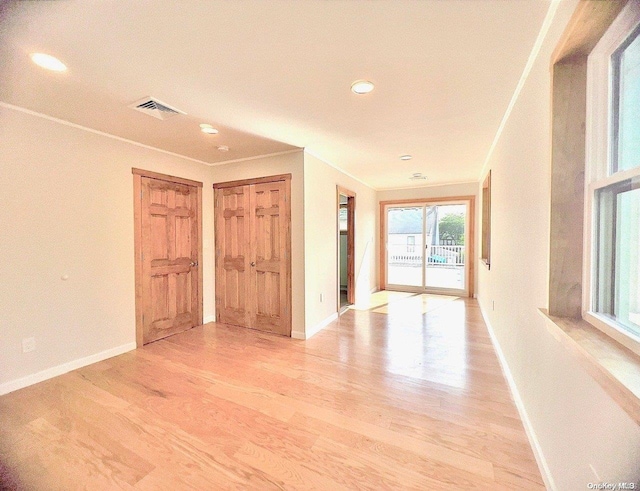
199 123 219 134
400 155 412 161
351 80 375 95
30 53 67 72
410 173 427 180
217 145 229 152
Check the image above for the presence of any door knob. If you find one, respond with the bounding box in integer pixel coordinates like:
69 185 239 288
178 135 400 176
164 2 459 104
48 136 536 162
250 261 256 267
190 261 198 267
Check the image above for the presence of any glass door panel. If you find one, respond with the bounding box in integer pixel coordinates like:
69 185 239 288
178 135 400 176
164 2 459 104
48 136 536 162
425 204 467 291
386 207 424 287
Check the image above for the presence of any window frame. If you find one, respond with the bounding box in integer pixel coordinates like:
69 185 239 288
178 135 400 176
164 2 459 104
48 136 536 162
584 1 640 354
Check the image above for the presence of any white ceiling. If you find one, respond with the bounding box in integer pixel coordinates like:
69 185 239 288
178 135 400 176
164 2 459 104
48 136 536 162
0 0 550 189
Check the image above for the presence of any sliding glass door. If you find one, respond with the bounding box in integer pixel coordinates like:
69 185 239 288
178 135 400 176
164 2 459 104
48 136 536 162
385 201 470 295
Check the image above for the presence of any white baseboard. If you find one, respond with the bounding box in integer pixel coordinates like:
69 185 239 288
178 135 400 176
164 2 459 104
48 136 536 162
478 304 556 491
203 315 216 324
307 312 338 339
0 342 136 396
291 312 339 340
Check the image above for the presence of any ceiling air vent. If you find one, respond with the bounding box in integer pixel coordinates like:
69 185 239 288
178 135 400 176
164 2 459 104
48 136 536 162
128 97 186 120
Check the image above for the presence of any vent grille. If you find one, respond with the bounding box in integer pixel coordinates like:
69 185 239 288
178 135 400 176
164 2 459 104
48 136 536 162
128 97 186 120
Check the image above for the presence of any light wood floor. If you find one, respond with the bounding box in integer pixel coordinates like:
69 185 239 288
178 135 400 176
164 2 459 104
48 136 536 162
0 293 544 490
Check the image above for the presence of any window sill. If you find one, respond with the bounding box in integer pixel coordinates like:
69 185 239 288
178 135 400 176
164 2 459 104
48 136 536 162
539 308 640 425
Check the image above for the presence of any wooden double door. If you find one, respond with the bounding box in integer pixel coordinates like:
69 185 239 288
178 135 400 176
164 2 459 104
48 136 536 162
133 169 203 346
214 175 291 336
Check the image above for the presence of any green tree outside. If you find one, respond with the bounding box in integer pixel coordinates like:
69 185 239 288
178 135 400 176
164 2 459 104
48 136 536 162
438 214 465 245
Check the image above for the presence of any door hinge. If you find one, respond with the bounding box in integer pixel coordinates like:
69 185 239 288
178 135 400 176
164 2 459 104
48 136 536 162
141 252 144 261
142 313 145 324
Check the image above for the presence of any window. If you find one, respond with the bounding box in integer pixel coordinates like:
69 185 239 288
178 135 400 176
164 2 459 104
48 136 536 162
594 179 640 336
587 7 640 343
612 24 640 173
407 235 415 253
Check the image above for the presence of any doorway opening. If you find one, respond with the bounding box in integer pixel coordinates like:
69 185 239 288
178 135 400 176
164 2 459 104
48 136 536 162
380 197 475 297
337 187 355 312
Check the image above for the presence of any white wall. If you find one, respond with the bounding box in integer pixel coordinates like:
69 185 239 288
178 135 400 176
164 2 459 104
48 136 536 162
0 106 215 392
476 1 640 488
377 181 478 202
303 152 377 335
209 151 305 335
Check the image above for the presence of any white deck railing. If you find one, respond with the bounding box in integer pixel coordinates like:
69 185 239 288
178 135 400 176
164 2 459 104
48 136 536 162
388 244 465 267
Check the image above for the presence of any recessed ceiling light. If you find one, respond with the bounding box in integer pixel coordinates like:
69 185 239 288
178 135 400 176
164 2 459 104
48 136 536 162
410 173 427 180
217 145 229 152
30 53 67 72
351 80 374 95
400 155 412 161
199 123 218 134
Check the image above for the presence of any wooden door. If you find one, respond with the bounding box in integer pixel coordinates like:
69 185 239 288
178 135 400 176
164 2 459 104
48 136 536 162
215 185 251 327
214 175 291 337
134 170 203 345
250 180 289 335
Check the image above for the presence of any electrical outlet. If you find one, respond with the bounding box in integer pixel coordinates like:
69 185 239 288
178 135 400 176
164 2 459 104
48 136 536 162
320 293 324 302
492 300 495 311
22 337 36 353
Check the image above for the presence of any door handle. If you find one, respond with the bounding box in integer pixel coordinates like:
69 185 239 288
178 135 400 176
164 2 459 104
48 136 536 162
190 261 198 267
250 261 256 267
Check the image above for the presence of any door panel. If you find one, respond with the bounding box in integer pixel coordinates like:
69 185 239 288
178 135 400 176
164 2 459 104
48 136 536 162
215 186 251 327
424 204 467 291
141 177 199 344
251 181 288 334
386 206 424 287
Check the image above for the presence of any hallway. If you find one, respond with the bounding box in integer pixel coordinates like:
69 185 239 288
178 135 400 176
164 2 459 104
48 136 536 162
0 294 543 489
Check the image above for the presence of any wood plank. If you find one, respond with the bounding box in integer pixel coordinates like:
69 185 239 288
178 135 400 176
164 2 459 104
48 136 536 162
551 0 629 64
196 185 203 325
549 60 588 318
0 295 543 489
213 173 292 189
540 309 640 425
132 168 203 187
133 174 144 348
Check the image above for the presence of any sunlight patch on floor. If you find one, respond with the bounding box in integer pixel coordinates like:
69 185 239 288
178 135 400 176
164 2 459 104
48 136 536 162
352 290 459 315
352 290 414 311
